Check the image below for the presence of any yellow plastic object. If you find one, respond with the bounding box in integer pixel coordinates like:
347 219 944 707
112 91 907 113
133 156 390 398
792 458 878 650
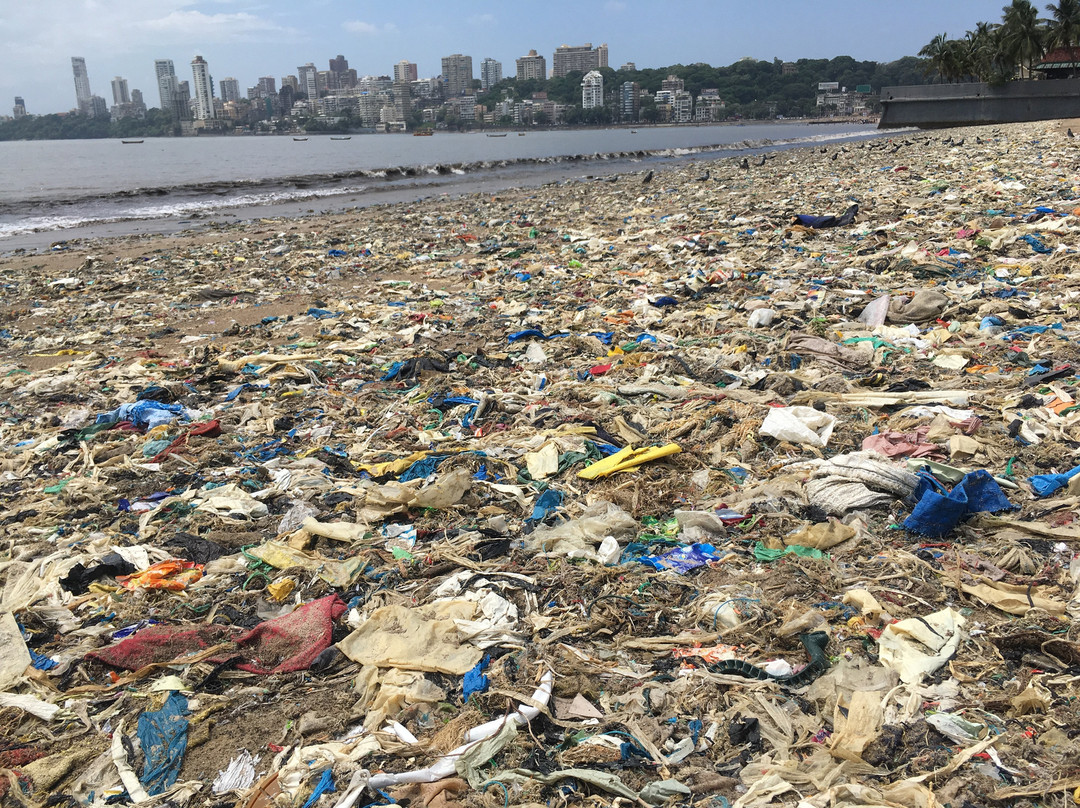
267 578 296 602
577 443 682 480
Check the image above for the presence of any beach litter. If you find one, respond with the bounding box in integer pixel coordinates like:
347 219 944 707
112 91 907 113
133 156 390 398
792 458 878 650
3 121 1080 806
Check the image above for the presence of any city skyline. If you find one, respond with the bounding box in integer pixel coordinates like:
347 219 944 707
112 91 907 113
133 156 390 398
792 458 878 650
5 0 1012 115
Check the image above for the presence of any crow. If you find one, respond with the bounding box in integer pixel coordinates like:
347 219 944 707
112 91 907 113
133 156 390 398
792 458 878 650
953 138 964 146
755 154 767 166
740 157 750 169
1069 128 1075 138
831 151 839 161
695 169 710 181
642 170 653 184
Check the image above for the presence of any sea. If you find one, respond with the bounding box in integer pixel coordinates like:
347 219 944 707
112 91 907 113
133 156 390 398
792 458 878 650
0 122 886 252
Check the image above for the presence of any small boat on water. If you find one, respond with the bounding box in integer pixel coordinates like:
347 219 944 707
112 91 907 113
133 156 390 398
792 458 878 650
518 132 526 136
330 136 351 140
630 130 638 134
413 130 433 137
121 139 143 144
486 133 507 138
293 137 308 141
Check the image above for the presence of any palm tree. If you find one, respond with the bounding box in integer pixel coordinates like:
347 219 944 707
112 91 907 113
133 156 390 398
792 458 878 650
966 22 1000 80
919 33 951 82
1000 0 1047 76
1047 0 1080 50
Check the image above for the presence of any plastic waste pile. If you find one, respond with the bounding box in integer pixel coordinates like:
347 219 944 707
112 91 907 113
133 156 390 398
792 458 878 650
4 121 1080 807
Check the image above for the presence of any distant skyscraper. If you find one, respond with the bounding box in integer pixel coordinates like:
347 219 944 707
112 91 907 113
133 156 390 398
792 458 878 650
393 60 418 84
298 63 318 100
13 97 26 118
620 81 640 121
190 55 216 120
582 70 604 109
441 54 473 96
71 57 92 113
220 77 240 104
111 77 130 106
480 58 502 91
130 89 146 115
516 50 547 81
155 59 179 116
552 43 608 77
175 80 192 120
281 75 299 93
330 54 348 73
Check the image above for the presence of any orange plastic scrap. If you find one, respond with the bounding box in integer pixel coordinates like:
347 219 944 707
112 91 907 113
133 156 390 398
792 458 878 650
672 643 740 664
117 560 203 591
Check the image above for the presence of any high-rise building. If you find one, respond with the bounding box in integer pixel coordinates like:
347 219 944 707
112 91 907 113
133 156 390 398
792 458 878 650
155 59 179 116
281 75 299 93
71 57 92 113
620 81 640 121
220 77 241 104
552 43 608 78
582 71 604 109
130 89 146 115
190 55 216 120
89 96 109 118
13 97 26 118
516 50 547 81
111 77 130 106
175 80 192 120
297 63 319 100
393 60 418 84
441 54 473 97
330 54 349 74
480 58 502 91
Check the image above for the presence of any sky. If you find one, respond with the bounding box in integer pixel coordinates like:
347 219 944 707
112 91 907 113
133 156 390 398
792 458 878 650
3 0 1020 115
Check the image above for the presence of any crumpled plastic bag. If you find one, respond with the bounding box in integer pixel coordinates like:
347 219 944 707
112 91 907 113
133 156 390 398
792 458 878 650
878 607 965 684
528 501 638 560
338 602 484 674
760 406 837 448
887 290 949 324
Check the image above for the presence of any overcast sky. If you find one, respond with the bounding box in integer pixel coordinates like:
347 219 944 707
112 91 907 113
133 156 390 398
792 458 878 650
4 0 1018 114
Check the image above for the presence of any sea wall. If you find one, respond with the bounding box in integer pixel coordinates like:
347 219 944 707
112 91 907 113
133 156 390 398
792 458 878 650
879 78 1080 128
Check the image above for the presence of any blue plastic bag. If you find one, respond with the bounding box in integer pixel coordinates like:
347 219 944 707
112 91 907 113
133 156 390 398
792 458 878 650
136 691 189 795
904 470 1015 537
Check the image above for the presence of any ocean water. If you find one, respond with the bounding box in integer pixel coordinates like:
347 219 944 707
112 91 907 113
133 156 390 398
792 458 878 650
0 122 882 247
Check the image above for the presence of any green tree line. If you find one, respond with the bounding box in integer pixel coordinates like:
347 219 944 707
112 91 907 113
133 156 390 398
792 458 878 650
476 55 927 120
919 0 1080 82
0 107 179 141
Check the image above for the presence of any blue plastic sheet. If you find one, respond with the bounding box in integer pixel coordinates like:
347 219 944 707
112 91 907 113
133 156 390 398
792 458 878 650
640 543 720 573
96 401 185 431
463 654 490 700
136 691 189 796
327 249 348 257
1029 464 1080 497
301 769 337 808
529 488 563 522
399 455 447 482
903 470 1016 537
507 329 570 342
307 307 339 319
1020 234 1052 254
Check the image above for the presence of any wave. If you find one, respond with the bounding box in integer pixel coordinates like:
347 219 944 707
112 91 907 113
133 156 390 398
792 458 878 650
0 127 890 241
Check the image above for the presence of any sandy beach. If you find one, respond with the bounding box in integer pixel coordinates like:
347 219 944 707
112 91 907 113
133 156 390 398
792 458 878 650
4 119 1080 806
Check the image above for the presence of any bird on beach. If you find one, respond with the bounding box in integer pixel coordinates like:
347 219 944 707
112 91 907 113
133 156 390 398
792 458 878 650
831 152 839 161
755 154 767 166
740 157 750 169
695 169 710 181
1069 128 1075 138
642 170 653 184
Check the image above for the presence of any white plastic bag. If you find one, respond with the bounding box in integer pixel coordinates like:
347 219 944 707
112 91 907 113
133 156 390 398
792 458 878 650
760 406 837 448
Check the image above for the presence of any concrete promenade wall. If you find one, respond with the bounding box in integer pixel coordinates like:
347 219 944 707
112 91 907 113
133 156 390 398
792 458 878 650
879 78 1080 128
